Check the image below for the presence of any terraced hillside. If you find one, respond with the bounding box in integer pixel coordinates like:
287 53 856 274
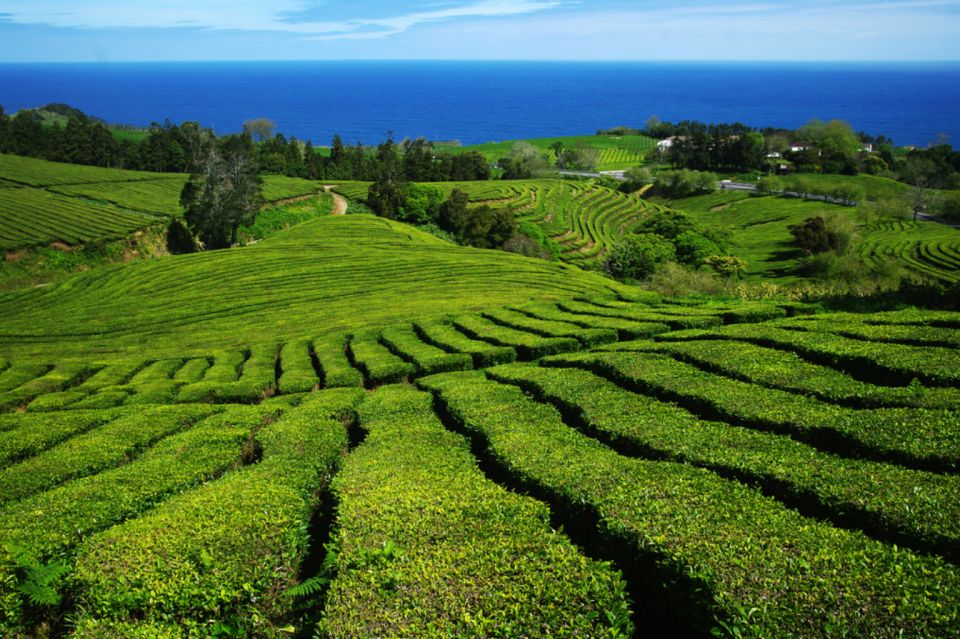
1 294 959 638
670 190 960 282
0 214 630 360
436 134 657 171
0 155 328 250
335 179 666 268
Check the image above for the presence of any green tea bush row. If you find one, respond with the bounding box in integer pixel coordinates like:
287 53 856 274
488 363 960 559
558 300 724 330
0 404 219 505
349 332 415 386
25 390 87 411
318 385 633 638
453 314 580 360
420 373 960 639
413 321 516 368
0 407 274 637
278 339 320 394
777 317 960 348
172 358 211 384
313 335 363 388
125 381 179 405
71 390 130 410
72 389 362 637
548 350 960 472
481 308 617 348
214 343 278 403
514 303 671 340
658 324 960 387
628 339 960 410
76 361 144 392
128 359 184 386
0 363 92 411
0 409 115 467
380 325 473 375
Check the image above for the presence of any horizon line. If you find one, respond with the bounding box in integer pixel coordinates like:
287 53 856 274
2 59 960 65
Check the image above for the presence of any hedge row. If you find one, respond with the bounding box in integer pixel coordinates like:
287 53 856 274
0 363 92 411
623 339 960 410
0 409 116 467
557 300 724 330
349 331 415 386
380 325 473 375
547 350 960 472
481 308 617 348
413 321 516 369
488 363 960 559
318 385 632 638
0 363 49 395
172 358 211 384
313 335 364 388
77 361 144 392
778 317 960 348
453 314 580 360
25 390 88 411
72 388 363 637
0 404 220 505
514 303 671 340
657 324 960 387
128 359 184 386
0 406 275 637
420 372 960 639
177 351 247 403
278 339 320 394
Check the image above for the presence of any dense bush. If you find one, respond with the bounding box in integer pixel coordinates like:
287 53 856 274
604 233 676 280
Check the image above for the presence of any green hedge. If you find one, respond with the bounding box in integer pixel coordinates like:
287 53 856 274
453 314 580 360
128 359 184 385
25 390 87 411
0 409 115 467
0 406 275 637
73 389 362 637
621 339 960 410
0 404 220 505
546 350 960 472
313 335 364 389
0 364 49 394
71 390 130 410
0 363 92 411
172 358 211 384
318 385 632 638
76 361 144 392
278 339 320 394
777 316 960 348
482 308 617 347
349 332 415 386
658 324 960 387
513 303 671 340
420 373 960 639
558 300 724 330
414 321 516 368
488 363 960 559
381 325 473 375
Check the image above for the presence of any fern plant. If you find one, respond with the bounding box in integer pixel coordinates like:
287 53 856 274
9 550 70 607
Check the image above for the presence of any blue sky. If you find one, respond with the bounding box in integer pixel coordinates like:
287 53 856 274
0 0 958 62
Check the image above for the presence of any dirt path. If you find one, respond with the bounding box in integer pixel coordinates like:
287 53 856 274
324 186 349 216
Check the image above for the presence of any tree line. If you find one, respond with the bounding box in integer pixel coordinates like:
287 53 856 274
0 105 490 182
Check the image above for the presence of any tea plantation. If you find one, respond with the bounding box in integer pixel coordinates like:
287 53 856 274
1 156 959 638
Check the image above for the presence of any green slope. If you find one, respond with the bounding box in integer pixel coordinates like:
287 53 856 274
0 214 627 360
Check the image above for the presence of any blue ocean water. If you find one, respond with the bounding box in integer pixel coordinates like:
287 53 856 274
0 61 958 148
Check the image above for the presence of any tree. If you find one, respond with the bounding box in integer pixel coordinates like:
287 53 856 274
181 134 263 250
398 183 444 225
502 142 550 179
605 233 676 280
367 137 408 219
438 188 516 248
673 231 722 267
243 118 276 142
788 212 855 256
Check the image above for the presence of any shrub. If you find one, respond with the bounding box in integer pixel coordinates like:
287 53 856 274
604 233 676 280
673 231 721 267
789 212 856 255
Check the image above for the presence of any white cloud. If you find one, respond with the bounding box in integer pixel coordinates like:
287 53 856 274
0 0 565 37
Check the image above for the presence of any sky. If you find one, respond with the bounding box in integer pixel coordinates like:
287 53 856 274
0 0 958 62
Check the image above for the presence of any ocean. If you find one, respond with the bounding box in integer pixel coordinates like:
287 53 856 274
0 61 958 148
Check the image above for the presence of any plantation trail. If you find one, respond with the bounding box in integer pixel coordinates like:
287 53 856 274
324 186 349 216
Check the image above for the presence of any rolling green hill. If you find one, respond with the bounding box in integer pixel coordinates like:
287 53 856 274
0 154 328 250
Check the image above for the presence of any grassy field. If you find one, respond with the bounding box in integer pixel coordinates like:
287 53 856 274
436 134 657 171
